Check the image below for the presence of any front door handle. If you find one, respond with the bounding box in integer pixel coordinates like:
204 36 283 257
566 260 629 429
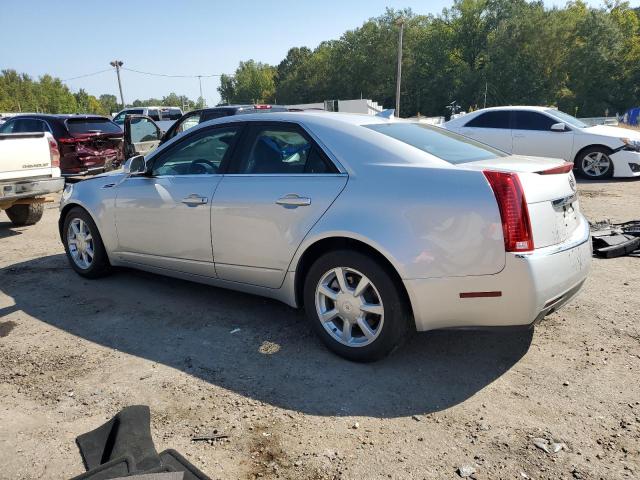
181 194 208 206
276 194 311 207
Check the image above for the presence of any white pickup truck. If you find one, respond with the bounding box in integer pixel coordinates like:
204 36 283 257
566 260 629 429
0 132 65 226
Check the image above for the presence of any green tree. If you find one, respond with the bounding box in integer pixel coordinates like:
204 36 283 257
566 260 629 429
217 60 276 104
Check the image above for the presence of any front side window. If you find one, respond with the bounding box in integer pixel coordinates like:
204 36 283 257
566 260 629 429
129 117 160 143
152 127 240 176
513 111 556 131
0 120 16 133
464 111 510 129
366 123 507 164
235 127 332 174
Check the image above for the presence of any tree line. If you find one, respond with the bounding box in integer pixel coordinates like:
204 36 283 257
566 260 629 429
219 0 640 117
0 69 199 115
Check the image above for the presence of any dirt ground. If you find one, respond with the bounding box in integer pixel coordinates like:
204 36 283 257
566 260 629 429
1 178 639 480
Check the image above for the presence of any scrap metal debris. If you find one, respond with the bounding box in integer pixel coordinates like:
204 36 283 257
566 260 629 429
590 220 640 258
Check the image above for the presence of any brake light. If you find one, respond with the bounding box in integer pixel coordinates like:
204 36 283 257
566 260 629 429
58 137 82 144
483 170 534 252
537 162 574 175
254 104 272 109
48 137 60 168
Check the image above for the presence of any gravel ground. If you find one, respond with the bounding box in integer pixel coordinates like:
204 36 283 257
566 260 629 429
0 178 639 480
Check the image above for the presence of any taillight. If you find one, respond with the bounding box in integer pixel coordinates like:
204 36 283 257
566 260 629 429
254 104 272 109
537 162 574 175
48 137 60 168
58 137 81 144
483 170 534 252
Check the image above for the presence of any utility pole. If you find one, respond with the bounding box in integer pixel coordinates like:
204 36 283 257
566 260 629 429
395 18 404 117
197 76 204 108
110 60 125 108
483 81 488 109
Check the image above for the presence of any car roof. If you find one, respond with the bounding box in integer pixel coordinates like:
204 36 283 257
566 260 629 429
469 106 555 113
8 113 110 120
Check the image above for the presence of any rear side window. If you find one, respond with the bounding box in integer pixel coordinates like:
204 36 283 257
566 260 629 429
11 119 48 133
234 127 334 174
66 118 121 135
366 123 506 164
465 111 510 129
513 111 556 131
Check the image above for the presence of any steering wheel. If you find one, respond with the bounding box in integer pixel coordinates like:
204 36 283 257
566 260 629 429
189 159 217 175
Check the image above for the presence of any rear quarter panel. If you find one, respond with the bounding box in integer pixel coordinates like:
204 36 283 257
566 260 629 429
291 164 506 279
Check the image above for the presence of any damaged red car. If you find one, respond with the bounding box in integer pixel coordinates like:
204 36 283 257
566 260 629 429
0 114 124 176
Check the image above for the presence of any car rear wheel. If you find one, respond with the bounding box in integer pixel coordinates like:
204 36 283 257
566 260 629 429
303 250 411 362
575 147 614 179
5 203 44 226
63 207 111 278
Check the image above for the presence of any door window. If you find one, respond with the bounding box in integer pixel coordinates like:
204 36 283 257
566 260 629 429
513 111 557 131
464 111 510 129
130 117 161 143
152 127 240 176
12 119 48 133
175 112 202 135
234 127 333 174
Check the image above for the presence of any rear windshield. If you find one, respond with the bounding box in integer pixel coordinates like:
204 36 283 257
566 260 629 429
66 118 122 135
365 123 506 164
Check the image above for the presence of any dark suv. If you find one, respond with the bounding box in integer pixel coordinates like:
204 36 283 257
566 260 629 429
0 114 124 176
161 104 289 143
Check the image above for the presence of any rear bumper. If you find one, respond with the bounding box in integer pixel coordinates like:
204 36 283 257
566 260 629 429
405 214 592 331
0 176 65 203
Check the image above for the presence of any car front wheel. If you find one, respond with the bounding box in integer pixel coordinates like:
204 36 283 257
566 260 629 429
62 207 111 278
304 249 411 362
576 147 614 179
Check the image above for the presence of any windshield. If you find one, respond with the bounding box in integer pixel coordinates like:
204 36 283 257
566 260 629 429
366 123 506 164
546 109 587 128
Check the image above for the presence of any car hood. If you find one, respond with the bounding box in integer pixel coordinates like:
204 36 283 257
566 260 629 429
460 154 566 173
582 124 640 141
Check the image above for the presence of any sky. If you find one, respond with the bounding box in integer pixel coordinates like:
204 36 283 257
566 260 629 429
1 0 636 106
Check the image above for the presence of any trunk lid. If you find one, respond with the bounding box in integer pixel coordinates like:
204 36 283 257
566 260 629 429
63 117 124 171
464 155 581 249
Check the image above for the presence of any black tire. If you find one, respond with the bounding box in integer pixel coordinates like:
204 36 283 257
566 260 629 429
303 249 411 362
574 146 614 179
62 207 111 278
6 202 44 226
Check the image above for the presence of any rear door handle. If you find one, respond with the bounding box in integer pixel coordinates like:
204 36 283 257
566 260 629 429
181 194 208 206
276 194 311 207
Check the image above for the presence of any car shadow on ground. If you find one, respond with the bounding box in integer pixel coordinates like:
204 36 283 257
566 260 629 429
0 220 22 239
0 254 533 418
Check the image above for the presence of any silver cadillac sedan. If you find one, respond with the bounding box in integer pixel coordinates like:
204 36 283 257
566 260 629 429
59 112 591 361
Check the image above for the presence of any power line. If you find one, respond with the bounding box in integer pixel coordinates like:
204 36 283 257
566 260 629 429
63 68 112 81
121 67 228 78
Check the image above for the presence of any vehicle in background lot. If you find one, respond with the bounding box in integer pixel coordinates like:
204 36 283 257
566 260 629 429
443 106 640 179
112 106 182 133
59 112 591 361
0 114 124 177
1 131 64 225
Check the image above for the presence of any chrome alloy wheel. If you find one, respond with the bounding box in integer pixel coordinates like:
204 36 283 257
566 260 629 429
67 218 94 269
315 267 384 347
582 151 612 177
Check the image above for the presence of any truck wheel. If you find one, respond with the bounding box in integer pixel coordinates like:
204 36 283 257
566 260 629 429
303 249 412 362
5 203 44 226
62 207 111 278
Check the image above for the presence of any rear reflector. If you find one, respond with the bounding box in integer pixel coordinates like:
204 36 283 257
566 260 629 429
537 162 574 175
460 291 502 298
48 137 60 168
483 170 534 252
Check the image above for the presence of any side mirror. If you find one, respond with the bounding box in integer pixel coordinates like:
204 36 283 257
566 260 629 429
123 155 147 175
551 122 567 132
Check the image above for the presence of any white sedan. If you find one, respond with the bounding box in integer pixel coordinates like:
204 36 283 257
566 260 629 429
444 106 640 179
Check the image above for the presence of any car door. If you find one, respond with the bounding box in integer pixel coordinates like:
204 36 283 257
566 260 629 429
211 122 348 288
511 110 575 160
113 125 243 276
124 115 163 159
456 110 513 152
